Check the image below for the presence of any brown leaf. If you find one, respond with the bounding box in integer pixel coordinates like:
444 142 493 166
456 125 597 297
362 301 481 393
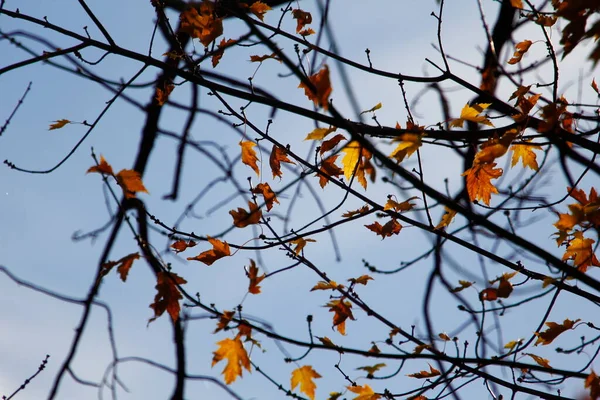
180 4 223 47
87 155 114 175
298 65 332 110
171 240 197 253
49 119 71 130
534 318 581 346
317 155 343 188
248 1 271 21
292 9 312 33
116 169 149 199
251 182 279 211
365 219 402 239
149 271 187 323
269 144 295 179
230 201 262 228
187 236 231 265
155 82 174 105
407 364 441 379
101 252 140 282
247 259 265 294
326 298 355 335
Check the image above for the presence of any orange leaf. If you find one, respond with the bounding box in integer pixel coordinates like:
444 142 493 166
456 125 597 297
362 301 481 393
508 40 533 64
326 299 355 335
155 82 174 106
592 79 600 95
510 0 523 8
212 336 251 384
479 275 513 301
356 363 386 377
316 155 343 188
250 53 281 63
247 259 265 294
251 182 279 211
180 4 223 47
248 1 271 21
291 365 321 400
510 141 542 170
585 371 600 400
299 28 316 36
462 163 503 205
450 103 494 128
534 318 580 346
348 275 373 286
290 237 316 255
562 231 600 272
292 9 312 33
187 236 231 265
320 133 346 155
269 144 295 178
450 280 474 293
101 252 140 282
383 196 418 212
149 271 187 323
365 219 402 239
212 38 236 68
171 240 197 253
342 205 370 218
524 353 552 369
389 122 423 162
230 201 262 228
116 169 149 199
298 65 332 110
214 310 235 333
311 280 342 291
407 364 441 379
87 155 114 175
240 140 260 176
347 384 380 400
304 126 337 141
49 119 71 130
435 206 457 230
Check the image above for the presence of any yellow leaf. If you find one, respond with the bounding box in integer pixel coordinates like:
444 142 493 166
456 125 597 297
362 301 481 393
511 141 542 171
240 141 260 176
462 163 503 205
116 169 149 199
290 237 316 255
383 196 418 212
341 140 374 189
356 363 386 376
524 353 552 369
450 103 494 128
360 102 382 115
389 122 422 163
212 336 251 384
504 339 523 352
347 384 380 400
49 119 71 130
450 280 474 293
304 126 337 141
311 280 341 291
291 365 321 400
348 275 373 285
435 207 457 230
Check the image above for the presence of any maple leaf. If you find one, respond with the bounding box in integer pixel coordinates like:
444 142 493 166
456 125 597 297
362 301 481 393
383 196 418 212
214 310 236 333
413 343 432 354
435 206 457 230
328 392 343 400
389 122 423 163
290 237 316 255
292 9 312 33
240 140 260 176
534 318 581 346
510 141 541 170
149 271 187 323
450 280 474 293
473 130 518 164
341 141 374 189
480 273 516 301
365 219 402 239
247 259 265 294
360 102 382 115
101 252 140 282
508 40 533 64
326 299 355 335
348 275 373 286
304 126 337 141
116 169 149 199
291 365 321 400
187 236 231 265
87 155 114 175
317 155 343 188
248 1 271 21
407 364 441 379
450 103 494 128
347 384 380 400
155 82 174 106
251 182 279 211
585 371 600 400
524 353 552 369
562 231 600 272
462 163 503 205
509 85 532 102
212 336 251 384
320 134 346 155
299 28 316 36
170 240 197 253
269 144 295 179
49 119 71 130
230 201 262 228
212 38 236 68
311 280 342 291
342 205 370 218
298 65 332 110
179 3 223 47
356 363 386 377
504 339 523 352
249 53 281 63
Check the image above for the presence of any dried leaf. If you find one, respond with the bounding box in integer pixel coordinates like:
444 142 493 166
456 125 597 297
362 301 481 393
116 169 149 199
342 205 370 218
435 207 457 230
212 38 236 67
562 231 600 272
187 236 231 265
320 134 346 155
248 1 271 21
230 201 262 228
383 196 418 212
510 141 542 171
247 259 265 294
250 53 281 63
180 4 223 47
585 371 600 400
348 275 373 286
101 252 140 282
149 271 187 323
251 182 279 211
290 237 316 255
171 240 197 253
156 82 174 105
212 336 251 384
407 364 441 379
534 318 581 346
450 280 474 293
298 65 332 110
462 163 503 205
304 126 337 141
326 299 355 335
356 363 386 377
311 280 342 291
49 119 71 130
269 144 295 179
214 310 235 333
317 155 343 188
292 9 312 33
87 155 114 175
450 103 494 128
508 40 533 64
525 353 552 369
291 365 321 400
360 102 382 115
365 219 402 239
240 140 260 176
347 384 380 400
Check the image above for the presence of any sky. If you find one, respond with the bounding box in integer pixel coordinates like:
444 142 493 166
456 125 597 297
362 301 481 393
1 1 599 399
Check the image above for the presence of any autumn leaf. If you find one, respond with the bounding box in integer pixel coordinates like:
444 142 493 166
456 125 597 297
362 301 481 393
450 103 494 128
149 271 187 323
170 240 197 253
320 133 346 155
250 53 281 63
510 141 541 170
347 384 380 400
316 336 337 347
101 252 140 282
534 318 581 346
368 343 381 353
407 364 441 379
450 280 474 293
116 169 149 199
510 0 523 8
365 218 402 239
356 363 386 377
212 336 251 384
311 280 342 291
360 102 382 115
180 4 223 47
248 1 271 21
155 82 174 105
214 310 235 333
341 140 374 189
562 231 600 272
509 85 532 102
524 353 552 369
251 182 279 211
49 119 71 130
508 40 533 64
290 237 316 255
326 299 355 335
462 163 502 205
87 155 114 175
413 343 432 354
298 65 332 110
479 274 514 301
593 79 600 95
342 205 370 218
212 38 236 68
292 9 312 33
504 339 523 352
474 130 518 164
317 155 343 188
389 122 423 163
291 365 321 400
299 28 316 36
240 140 260 176
435 206 457 230
304 126 337 141
328 392 343 400
187 236 231 265
246 259 265 294
269 144 295 178
439 332 451 341
230 201 262 228
348 275 373 286
383 196 418 213
585 371 600 400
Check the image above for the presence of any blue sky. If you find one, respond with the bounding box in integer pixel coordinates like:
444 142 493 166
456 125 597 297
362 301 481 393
1 1 599 399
